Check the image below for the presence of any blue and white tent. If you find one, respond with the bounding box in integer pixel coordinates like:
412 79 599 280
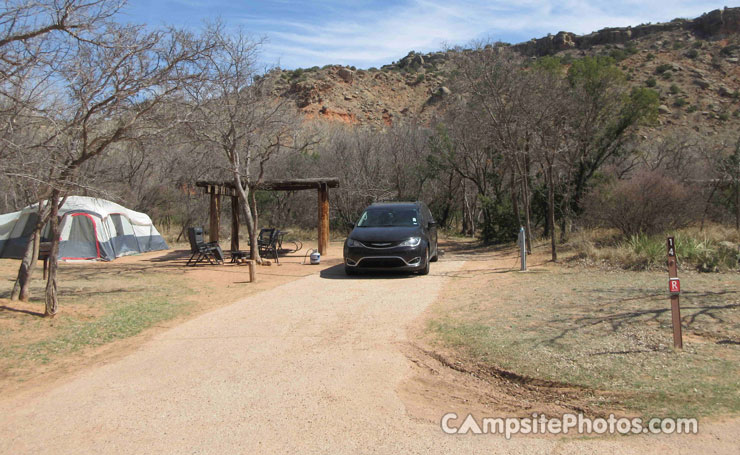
0 196 168 261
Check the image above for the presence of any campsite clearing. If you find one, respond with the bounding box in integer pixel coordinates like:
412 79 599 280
412 242 740 420
1 239 738 454
0 242 342 395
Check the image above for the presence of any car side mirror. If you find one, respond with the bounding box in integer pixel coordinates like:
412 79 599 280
345 221 355 229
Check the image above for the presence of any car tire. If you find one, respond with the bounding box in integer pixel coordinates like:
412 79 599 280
430 244 439 262
418 248 430 275
345 266 357 276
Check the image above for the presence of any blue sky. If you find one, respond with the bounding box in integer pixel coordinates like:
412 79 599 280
120 1 735 69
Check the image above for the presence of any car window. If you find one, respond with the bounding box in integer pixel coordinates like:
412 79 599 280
357 208 420 227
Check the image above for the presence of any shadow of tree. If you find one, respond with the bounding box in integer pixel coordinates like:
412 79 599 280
543 290 739 347
0 305 45 317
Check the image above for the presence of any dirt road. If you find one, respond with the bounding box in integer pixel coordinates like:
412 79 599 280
0 259 735 454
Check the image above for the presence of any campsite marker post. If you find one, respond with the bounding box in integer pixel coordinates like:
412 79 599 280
666 237 683 350
518 227 527 271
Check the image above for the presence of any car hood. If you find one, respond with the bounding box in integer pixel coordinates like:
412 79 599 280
349 226 422 243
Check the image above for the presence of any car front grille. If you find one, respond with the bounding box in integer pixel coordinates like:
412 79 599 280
358 257 407 268
362 241 400 248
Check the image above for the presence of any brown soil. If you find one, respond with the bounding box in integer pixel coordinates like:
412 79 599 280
0 240 343 399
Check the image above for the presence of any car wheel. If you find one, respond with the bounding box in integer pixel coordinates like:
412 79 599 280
430 244 439 262
345 266 357 276
418 248 430 275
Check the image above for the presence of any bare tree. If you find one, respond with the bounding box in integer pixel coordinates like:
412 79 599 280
3 18 210 315
182 25 310 263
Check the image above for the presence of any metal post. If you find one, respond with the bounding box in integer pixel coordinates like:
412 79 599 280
518 227 527 271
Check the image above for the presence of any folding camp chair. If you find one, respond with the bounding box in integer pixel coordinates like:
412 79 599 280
258 228 280 264
186 227 224 266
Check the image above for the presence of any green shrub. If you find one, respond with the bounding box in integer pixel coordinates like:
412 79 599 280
685 49 699 59
655 63 672 74
669 84 680 94
646 77 657 87
576 230 740 271
646 53 655 61
718 112 729 121
673 98 688 107
687 104 698 113
610 49 628 62
692 40 704 49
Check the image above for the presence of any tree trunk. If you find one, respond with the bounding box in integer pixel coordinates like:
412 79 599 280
462 180 469 236
700 184 719 231
11 203 49 301
511 174 522 228
520 167 533 254
735 178 740 231
547 164 557 262
231 174 261 263
45 192 61 317
11 229 39 301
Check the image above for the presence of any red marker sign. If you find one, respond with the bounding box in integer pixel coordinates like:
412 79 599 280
669 277 681 294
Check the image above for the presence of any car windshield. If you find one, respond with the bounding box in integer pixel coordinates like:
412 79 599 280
356 208 420 227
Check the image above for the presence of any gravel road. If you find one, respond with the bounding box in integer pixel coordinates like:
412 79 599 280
0 260 735 454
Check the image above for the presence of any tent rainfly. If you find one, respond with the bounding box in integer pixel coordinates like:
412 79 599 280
0 196 168 261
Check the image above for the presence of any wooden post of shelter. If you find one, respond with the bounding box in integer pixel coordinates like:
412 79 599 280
209 189 221 244
196 178 339 259
231 195 240 252
318 182 329 256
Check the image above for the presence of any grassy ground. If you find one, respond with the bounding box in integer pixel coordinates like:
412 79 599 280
0 241 341 391
427 245 740 419
0 254 194 383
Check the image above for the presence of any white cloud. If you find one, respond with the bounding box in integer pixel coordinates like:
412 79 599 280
251 0 731 68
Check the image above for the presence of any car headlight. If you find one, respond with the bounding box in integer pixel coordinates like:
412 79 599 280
346 238 363 248
399 237 421 247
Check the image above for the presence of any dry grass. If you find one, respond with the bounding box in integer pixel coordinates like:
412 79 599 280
0 241 344 393
426 245 740 418
568 225 740 272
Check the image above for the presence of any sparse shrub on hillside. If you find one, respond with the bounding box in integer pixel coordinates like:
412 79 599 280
718 112 729 121
687 104 698 113
646 77 657 87
673 98 688 107
720 44 738 56
584 170 701 237
661 72 672 80
669 84 680 94
610 49 628 62
686 48 699 59
646 53 655 61
655 63 672 74
692 40 704 49
672 41 684 50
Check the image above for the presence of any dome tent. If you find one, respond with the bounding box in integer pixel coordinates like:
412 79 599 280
0 196 168 261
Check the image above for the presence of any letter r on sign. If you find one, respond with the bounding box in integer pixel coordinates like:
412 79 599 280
669 278 680 294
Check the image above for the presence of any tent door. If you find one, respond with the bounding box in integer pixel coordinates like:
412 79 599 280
59 213 100 260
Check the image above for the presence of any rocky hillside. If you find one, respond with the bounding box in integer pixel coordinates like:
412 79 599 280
274 7 740 138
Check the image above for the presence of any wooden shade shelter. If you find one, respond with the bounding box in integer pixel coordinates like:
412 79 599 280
195 178 340 255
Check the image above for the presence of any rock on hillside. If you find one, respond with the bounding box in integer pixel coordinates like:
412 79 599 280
275 7 740 140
